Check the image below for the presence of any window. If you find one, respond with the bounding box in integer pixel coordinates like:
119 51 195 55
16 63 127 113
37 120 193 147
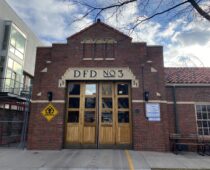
102 84 112 95
84 111 95 123
117 84 128 95
82 39 116 59
102 98 112 108
101 111 112 123
0 56 5 66
196 104 210 135
118 111 129 123
8 58 14 69
5 57 23 92
69 98 80 108
85 98 96 108
2 25 10 50
68 84 80 95
9 26 26 60
68 111 79 123
85 84 96 95
23 74 32 90
118 98 129 108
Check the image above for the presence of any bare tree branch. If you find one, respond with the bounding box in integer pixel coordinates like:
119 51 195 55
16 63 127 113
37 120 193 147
188 0 210 21
68 0 210 31
131 1 190 30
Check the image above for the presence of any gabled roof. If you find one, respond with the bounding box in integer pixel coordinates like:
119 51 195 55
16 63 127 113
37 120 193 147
67 19 132 40
165 67 210 84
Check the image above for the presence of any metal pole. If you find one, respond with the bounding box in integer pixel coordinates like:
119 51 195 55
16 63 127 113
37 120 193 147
172 86 179 133
19 85 32 149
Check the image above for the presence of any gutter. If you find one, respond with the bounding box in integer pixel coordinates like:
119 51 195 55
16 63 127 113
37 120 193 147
172 85 179 133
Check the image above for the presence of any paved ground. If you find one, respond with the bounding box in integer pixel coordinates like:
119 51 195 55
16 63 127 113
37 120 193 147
0 149 210 170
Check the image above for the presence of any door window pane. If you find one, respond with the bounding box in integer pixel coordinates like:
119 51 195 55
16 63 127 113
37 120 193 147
68 111 79 123
102 84 112 95
85 84 96 95
84 111 95 123
85 97 96 108
118 111 129 123
69 98 80 108
68 84 80 95
101 111 112 123
117 84 128 95
102 98 112 108
118 98 129 108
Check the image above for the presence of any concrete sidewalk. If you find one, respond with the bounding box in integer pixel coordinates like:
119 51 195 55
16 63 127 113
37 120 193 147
0 149 209 170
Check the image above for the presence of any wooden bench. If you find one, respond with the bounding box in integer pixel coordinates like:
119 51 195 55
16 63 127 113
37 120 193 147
169 133 205 155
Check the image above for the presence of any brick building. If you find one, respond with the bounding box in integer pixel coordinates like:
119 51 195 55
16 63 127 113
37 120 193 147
28 20 210 151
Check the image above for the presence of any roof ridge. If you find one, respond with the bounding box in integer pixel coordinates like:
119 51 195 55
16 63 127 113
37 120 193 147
67 21 132 40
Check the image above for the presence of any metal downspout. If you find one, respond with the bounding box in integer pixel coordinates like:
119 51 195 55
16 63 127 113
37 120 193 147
172 85 179 133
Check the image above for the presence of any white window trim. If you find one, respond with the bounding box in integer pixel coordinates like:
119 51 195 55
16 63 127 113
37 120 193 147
194 103 210 136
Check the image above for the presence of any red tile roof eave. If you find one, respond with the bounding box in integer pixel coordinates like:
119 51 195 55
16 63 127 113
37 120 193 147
164 67 210 84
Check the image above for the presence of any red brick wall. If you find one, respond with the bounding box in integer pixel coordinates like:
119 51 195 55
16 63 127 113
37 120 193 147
166 86 210 135
28 103 65 150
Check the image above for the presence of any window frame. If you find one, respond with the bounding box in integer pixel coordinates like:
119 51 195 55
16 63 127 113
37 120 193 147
9 24 27 60
195 103 210 136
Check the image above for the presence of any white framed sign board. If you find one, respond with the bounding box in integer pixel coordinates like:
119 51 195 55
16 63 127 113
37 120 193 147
145 103 161 121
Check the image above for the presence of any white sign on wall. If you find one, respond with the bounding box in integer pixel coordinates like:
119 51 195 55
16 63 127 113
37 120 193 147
145 103 161 121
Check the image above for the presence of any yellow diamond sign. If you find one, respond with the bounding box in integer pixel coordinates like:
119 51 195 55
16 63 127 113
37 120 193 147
41 103 58 121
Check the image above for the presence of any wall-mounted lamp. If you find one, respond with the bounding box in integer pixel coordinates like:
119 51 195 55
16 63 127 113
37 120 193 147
144 91 149 101
47 91 53 101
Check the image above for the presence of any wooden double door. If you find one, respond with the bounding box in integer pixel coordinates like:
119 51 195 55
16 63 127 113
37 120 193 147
65 81 132 148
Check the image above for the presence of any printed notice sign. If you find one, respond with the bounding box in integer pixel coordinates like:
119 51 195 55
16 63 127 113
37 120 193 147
41 103 58 122
145 103 160 121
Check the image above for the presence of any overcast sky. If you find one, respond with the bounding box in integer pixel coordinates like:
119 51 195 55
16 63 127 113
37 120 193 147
5 0 210 67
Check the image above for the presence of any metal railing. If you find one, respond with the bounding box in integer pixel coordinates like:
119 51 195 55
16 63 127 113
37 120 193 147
0 78 30 98
0 78 31 148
